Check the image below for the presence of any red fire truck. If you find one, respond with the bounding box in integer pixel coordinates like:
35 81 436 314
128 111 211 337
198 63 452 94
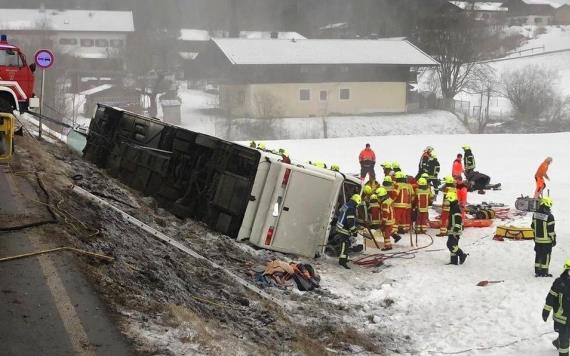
0 34 38 113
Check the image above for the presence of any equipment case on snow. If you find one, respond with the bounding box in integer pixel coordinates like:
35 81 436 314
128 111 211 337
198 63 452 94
494 225 534 240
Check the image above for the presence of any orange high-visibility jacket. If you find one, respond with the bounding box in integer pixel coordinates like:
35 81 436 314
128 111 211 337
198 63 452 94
381 198 395 226
535 160 550 179
415 187 432 213
393 182 413 209
368 200 382 227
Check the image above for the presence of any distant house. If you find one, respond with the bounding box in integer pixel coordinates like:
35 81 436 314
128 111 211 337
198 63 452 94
0 8 134 69
82 84 142 117
502 0 555 26
555 4 570 25
449 1 508 25
197 38 438 118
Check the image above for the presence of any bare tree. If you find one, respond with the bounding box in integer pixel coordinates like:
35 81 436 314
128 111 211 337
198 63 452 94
416 12 493 99
501 65 558 122
464 64 500 133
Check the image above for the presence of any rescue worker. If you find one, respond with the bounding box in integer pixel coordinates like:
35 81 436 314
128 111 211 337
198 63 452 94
330 163 340 172
382 176 398 201
452 153 464 179
368 194 383 246
535 157 553 199
532 196 556 277
462 145 476 173
414 177 432 233
249 140 257 148
357 185 372 226
309 160 327 169
543 260 570 355
381 161 393 177
456 178 469 220
416 146 433 179
365 178 381 193
335 194 361 269
358 143 376 181
257 142 266 150
446 191 468 265
377 187 401 250
280 149 291 164
427 153 441 196
393 171 413 234
437 176 457 237
392 161 401 174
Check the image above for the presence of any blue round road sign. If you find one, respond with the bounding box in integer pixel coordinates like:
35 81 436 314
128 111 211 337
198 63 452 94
34 49 55 69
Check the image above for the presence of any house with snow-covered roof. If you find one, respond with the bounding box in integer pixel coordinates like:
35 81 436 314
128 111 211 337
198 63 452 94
196 38 438 118
0 8 134 63
502 0 555 25
449 1 508 25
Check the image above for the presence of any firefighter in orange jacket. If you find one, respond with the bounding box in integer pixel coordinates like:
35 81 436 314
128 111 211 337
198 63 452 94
368 194 382 245
437 176 457 237
382 175 399 201
414 178 432 233
452 153 464 179
394 171 413 234
534 157 552 199
376 187 400 250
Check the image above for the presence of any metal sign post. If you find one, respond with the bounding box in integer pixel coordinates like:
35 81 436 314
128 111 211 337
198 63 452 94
34 49 54 139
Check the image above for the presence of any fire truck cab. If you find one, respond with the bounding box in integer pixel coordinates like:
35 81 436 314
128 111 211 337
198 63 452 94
0 34 37 113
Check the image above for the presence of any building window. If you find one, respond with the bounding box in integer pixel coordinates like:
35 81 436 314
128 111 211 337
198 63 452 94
300 89 310 101
339 88 350 100
110 39 124 48
95 39 109 47
320 90 327 101
80 39 94 47
59 38 77 45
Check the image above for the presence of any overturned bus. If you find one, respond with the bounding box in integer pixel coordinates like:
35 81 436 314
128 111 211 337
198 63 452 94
83 105 361 257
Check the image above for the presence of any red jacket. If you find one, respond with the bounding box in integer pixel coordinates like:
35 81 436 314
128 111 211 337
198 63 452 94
452 159 464 177
359 148 376 163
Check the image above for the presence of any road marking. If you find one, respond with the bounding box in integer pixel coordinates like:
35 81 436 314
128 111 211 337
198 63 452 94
30 236 96 356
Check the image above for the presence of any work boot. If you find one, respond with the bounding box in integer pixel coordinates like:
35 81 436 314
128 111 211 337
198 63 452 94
552 338 560 349
459 253 468 265
393 234 402 243
449 256 459 265
478 190 486 195
339 260 351 269
381 246 393 251
397 227 405 234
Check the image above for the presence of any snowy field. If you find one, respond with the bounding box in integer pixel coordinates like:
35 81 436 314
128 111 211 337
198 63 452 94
267 133 568 355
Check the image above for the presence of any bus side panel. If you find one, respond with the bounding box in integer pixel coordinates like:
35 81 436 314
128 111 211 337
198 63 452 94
268 170 336 258
248 162 281 246
237 159 271 241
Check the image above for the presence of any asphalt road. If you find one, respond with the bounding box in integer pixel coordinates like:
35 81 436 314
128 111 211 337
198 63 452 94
0 168 133 356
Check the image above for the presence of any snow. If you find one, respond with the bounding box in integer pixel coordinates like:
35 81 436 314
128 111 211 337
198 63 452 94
212 38 439 66
239 31 306 40
0 9 134 32
179 29 210 41
80 84 113 96
450 2 507 12
263 132 569 355
505 25 570 55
